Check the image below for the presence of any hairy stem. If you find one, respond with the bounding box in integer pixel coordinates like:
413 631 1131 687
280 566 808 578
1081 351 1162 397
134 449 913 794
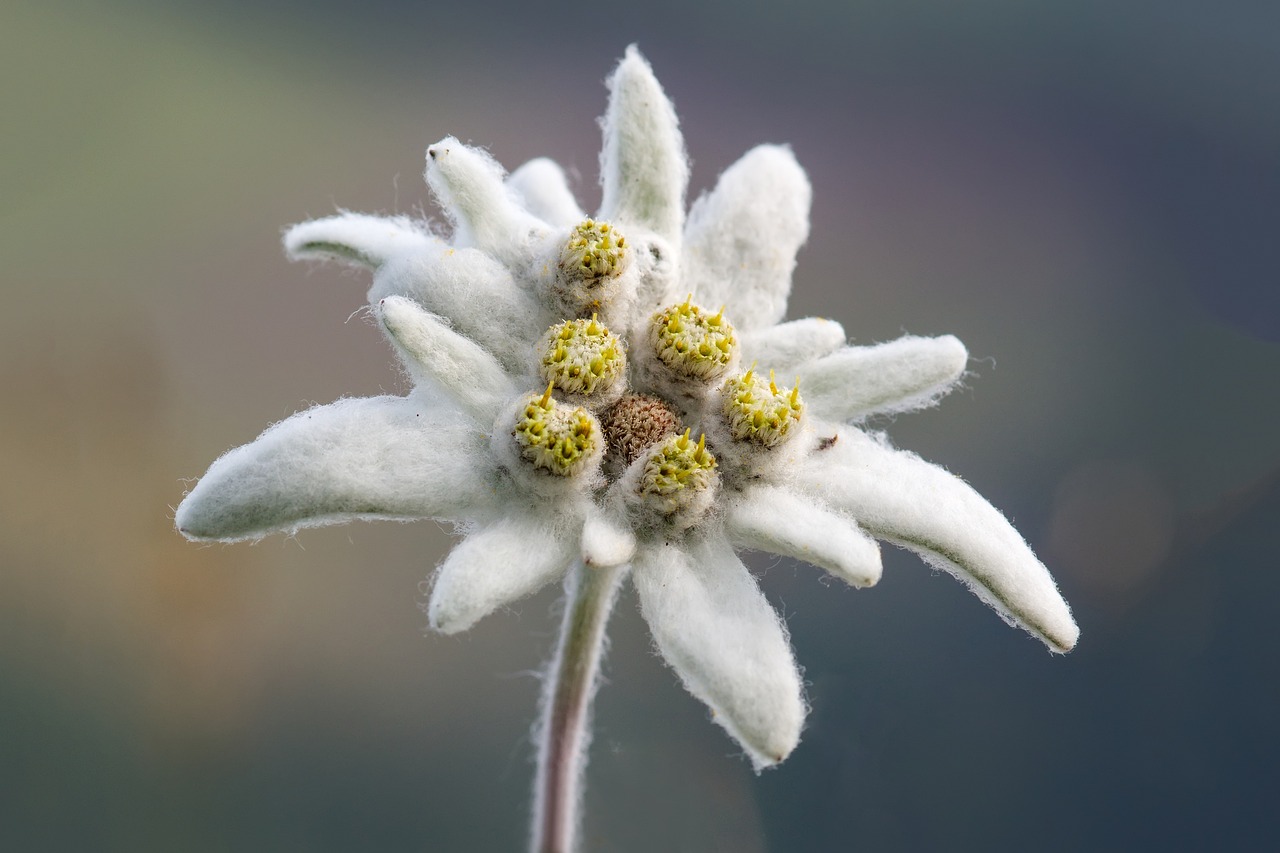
531 561 625 853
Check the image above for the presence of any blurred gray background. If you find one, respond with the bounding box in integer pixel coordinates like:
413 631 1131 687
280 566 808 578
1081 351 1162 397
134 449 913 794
3 0 1278 850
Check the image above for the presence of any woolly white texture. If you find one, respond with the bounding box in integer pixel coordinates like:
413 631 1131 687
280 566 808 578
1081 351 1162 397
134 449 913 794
377 296 516 422
179 47 1078 773
739 318 847 375
581 506 637 568
800 335 969 421
599 46 688 243
726 485 882 588
684 145 812 331
508 158 585 228
284 213 434 270
176 397 490 542
372 246 544 371
429 511 579 634
425 136 549 268
798 425 1079 651
633 535 804 770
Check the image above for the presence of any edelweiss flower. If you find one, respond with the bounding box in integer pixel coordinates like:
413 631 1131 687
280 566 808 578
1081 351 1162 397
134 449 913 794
176 47 1077 774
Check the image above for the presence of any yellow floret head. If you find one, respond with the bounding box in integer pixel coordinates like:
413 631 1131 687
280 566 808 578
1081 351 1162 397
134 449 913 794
512 384 603 477
650 297 737 382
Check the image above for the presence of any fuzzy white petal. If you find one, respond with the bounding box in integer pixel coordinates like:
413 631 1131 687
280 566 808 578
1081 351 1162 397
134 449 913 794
377 296 517 422
683 145 811 330
371 245 546 371
727 485 881 588
598 46 688 243
799 335 968 421
428 512 577 634
283 213 436 270
739 318 847 375
581 505 637 568
425 137 549 267
633 536 804 770
508 158 585 227
176 397 491 542
799 425 1078 652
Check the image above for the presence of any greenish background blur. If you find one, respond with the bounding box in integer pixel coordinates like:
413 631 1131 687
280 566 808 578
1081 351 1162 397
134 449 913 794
3 0 1277 849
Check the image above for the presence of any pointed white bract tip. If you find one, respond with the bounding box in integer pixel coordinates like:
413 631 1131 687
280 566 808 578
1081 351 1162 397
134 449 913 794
633 538 805 771
376 295 515 422
173 397 493 543
581 511 636 568
800 425 1078 653
173 495 221 542
800 334 971 422
739 318 847 374
599 46 688 241
425 137 545 262
427 515 577 634
283 213 436 270
726 485 882 589
681 144 811 330
935 333 969 375
1044 611 1080 654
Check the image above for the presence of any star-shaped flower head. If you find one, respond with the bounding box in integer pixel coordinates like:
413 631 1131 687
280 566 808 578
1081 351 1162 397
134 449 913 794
176 47 1077 771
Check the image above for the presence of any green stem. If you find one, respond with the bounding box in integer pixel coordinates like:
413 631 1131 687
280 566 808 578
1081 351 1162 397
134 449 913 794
531 561 625 853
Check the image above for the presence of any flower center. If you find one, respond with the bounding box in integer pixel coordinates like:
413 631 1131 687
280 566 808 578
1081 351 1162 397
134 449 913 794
600 393 681 468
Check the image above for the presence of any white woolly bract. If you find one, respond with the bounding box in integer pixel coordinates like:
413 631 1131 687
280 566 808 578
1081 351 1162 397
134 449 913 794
428 511 579 634
378 296 517 423
425 136 549 267
799 334 968 422
739 317 847 375
726 485 882 588
598 46 688 243
283 212 436 270
371 245 545 371
508 158 585 228
798 424 1079 652
632 536 805 770
175 397 492 542
581 506 637 568
683 145 812 331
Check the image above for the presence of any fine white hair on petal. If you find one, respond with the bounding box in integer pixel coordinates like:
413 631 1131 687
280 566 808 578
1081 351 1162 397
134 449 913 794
581 505 637 568
726 485 882 588
175 397 493 543
598 46 688 244
683 145 811 331
799 335 969 422
284 213 437 270
371 245 547 372
799 423 1079 652
425 136 550 267
507 158 586 228
427 511 578 634
378 296 517 423
739 318 847 375
632 535 805 771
